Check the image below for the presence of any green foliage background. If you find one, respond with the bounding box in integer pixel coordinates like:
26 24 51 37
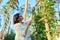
4 30 15 40
30 0 57 40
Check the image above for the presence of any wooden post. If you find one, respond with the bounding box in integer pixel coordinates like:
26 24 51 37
2 14 8 40
23 0 28 21
0 0 2 3
40 1 51 40
44 16 51 40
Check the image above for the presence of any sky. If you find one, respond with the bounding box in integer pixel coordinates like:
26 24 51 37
54 3 58 18
0 0 59 32
0 0 35 9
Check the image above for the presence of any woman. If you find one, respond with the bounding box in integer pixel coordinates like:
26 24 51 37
13 13 32 40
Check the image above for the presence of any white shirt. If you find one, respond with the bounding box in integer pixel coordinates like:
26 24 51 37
55 36 60 40
14 21 31 40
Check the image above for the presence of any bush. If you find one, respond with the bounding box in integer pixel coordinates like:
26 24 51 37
4 31 15 40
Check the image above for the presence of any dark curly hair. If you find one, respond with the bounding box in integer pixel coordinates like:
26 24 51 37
13 13 22 24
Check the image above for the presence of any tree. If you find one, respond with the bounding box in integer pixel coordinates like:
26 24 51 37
31 0 56 40
4 29 15 40
0 0 19 40
19 4 31 15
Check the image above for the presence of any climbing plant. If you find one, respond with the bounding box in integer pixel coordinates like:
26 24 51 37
30 0 57 40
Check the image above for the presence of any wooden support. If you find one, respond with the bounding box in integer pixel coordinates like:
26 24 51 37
23 0 28 21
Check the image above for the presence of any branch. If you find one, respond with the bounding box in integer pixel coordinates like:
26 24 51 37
38 16 46 22
35 0 40 15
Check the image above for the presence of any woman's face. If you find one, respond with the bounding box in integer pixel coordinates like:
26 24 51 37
18 16 23 22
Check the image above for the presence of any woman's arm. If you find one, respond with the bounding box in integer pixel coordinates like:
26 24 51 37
24 14 33 34
24 7 35 35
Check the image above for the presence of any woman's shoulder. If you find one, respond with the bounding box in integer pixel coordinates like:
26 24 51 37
14 23 20 25
14 22 24 26
14 23 21 27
